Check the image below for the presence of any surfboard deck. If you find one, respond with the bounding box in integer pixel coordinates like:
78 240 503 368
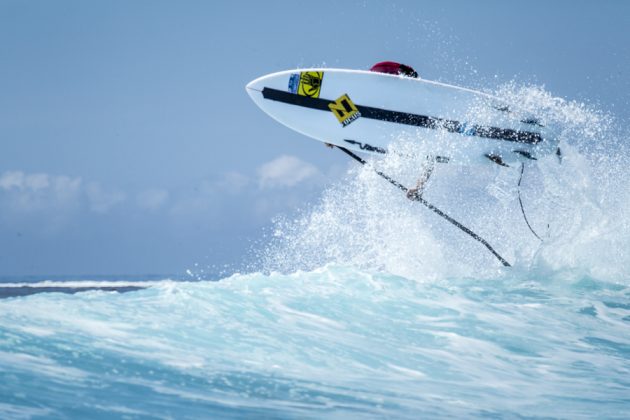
246 68 558 166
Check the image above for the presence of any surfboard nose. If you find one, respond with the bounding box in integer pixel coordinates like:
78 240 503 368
246 71 292 108
245 73 273 94
246 74 274 106
246 70 297 96
246 77 267 109
245 79 259 92
245 80 258 102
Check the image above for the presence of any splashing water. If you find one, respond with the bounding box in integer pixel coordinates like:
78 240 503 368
261 83 630 283
1 83 629 418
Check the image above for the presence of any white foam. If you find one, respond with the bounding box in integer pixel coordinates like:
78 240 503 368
259 82 630 283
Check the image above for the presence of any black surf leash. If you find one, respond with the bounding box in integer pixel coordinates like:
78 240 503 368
517 163 543 241
337 146 511 267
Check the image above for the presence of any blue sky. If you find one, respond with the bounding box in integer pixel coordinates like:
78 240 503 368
1 0 628 276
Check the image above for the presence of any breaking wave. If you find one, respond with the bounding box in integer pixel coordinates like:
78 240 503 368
1 268 629 418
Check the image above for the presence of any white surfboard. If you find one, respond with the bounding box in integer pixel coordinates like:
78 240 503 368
246 68 559 166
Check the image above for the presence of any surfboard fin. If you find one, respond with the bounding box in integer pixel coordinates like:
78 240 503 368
485 154 510 167
520 117 544 127
513 150 537 160
517 162 543 241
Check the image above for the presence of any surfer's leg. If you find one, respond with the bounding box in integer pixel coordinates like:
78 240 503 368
406 157 435 200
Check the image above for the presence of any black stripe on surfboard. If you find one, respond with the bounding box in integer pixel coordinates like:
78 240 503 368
261 87 543 145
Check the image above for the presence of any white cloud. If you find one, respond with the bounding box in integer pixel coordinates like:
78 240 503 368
216 171 250 193
86 182 126 213
0 171 129 215
0 171 82 212
257 155 319 189
51 175 83 201
0 171 24 190
0 171 53 192
136 188 169 211
0 171 85 233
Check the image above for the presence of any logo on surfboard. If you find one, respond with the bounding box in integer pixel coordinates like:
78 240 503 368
288 73 300 94
293 71 323 98
343 139 385 154
329 94 361 127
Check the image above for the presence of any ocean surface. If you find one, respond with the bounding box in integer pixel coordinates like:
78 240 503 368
2 84 629 418
1 270 629 419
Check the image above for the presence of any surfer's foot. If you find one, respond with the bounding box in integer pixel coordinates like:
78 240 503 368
406 187 423 200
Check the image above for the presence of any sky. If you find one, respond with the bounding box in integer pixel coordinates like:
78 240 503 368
1 0 629 277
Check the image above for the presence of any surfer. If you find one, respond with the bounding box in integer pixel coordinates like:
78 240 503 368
370 61 429 199
246 66 531 266
370 61 419 78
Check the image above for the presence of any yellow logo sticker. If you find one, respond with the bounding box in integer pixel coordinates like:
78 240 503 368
297 71 323 98
328 94 361 127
